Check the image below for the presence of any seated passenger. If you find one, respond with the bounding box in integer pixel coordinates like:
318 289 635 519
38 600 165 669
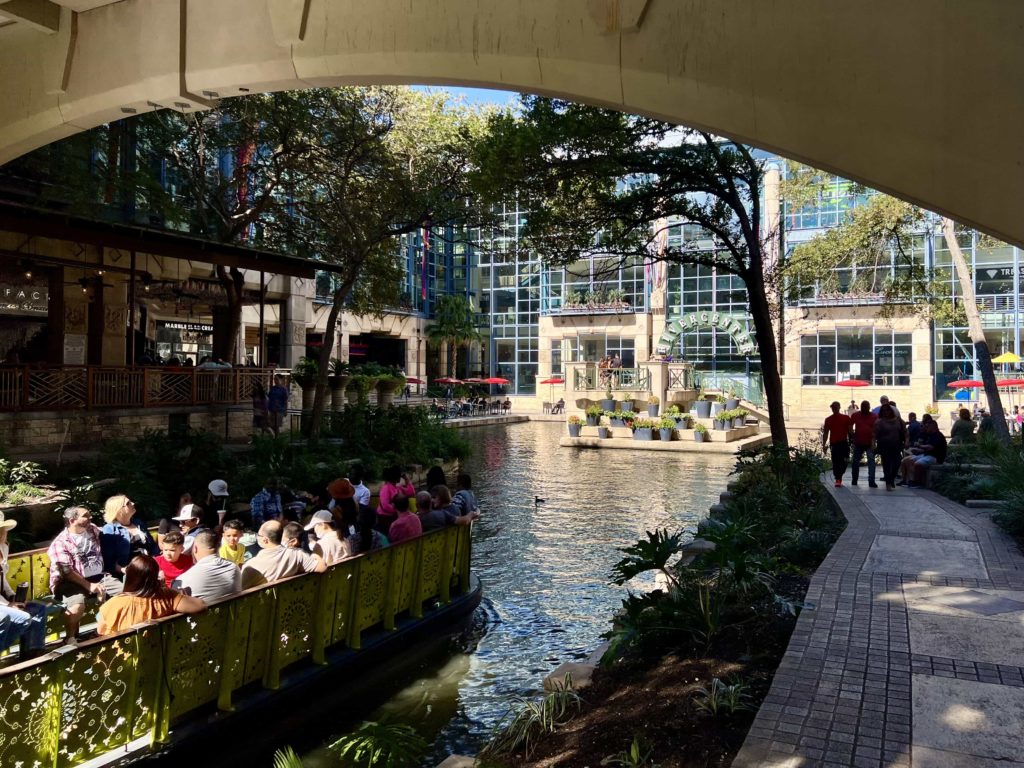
345 507 388 557
305 510 347 565
154 531 194 588
179 530 240 603
282 521 305 550
218 519 248 565
0 514 42 654
451 474 480 517
241 521 326 590
48 506 125 640
97 555 205 635
387 495 422 544
420 485 480 533
100 495 159 579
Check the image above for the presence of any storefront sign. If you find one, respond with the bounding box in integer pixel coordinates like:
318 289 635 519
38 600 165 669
655 312 758 356
0 284 49 316
159 321 214 333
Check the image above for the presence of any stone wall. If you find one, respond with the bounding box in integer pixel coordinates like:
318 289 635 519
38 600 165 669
0 406 251 456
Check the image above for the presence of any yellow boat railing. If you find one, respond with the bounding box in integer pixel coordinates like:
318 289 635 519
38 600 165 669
0 525 473 767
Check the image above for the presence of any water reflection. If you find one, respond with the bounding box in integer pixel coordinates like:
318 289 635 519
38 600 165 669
307 421 735 765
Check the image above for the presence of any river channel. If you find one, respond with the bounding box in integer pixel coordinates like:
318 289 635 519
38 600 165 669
303 421 735 766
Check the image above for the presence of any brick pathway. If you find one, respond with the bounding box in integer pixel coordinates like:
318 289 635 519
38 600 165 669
733 474 1024 767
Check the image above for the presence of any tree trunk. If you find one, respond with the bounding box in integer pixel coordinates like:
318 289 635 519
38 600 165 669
307 281 352 442
214 266 245 363
744 267 789 447
448 340 456 378
942 218 1010 444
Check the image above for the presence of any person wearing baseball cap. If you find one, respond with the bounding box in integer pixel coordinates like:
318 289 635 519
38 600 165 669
305 510 346 565
171 503 209 552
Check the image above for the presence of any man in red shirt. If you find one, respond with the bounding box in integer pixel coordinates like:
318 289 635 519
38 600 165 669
849 399 879 488
822 401 852 487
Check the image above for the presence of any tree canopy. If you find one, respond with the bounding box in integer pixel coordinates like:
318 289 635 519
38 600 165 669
471 96 788 445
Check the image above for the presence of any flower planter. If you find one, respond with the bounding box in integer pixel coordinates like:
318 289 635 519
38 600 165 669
609 418 625 428
567 423 582 437
733 417 746 429
599 399 615 411
694 431 707 443
693 400 712 419
725 398 740 410
710 402 724 417
378 390 395 407
647 405 659 417
674 417 689 429
597 426 610 439
633 428 654 441
659 428 674 442
346 389 360 405
714 419 728 431
586 415 599 427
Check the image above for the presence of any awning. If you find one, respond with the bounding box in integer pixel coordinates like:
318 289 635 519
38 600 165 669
0 200 350 279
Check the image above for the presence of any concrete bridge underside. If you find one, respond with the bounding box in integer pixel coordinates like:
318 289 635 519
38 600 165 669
1 0 1022 245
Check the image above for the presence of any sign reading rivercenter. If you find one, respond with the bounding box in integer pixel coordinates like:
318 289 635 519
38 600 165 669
655 312 757 357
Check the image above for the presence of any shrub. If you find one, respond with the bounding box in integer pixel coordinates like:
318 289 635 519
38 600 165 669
568 415 583 425
585 404 604 417
290 356 319 388
632 418 657 430
693 678 752 716
657 417 676 430
330 722 427 768
480 680 582 760
693 423 708 435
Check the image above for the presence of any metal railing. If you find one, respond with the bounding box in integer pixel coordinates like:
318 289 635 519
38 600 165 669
694 371 766 407
0 525 472 766
667 364 696 391
0 366 273 412
572 366 651 392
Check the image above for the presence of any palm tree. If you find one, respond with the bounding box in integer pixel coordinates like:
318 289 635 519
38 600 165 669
427 294 480 378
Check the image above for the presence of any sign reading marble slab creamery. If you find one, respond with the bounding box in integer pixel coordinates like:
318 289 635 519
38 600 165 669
655 312 757 357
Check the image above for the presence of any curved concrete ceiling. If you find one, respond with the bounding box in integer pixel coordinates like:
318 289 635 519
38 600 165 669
1 0 1022 244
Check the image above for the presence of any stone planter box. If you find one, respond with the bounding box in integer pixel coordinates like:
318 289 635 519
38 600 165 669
300 387 315 411
330 387 346 412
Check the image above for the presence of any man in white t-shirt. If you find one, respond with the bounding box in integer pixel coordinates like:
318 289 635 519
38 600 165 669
241 521 326 590
180 530 240 602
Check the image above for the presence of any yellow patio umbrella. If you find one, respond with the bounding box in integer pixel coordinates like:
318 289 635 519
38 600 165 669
992 352 1021 364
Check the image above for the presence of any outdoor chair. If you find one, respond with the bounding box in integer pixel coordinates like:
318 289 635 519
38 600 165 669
542 401 551 414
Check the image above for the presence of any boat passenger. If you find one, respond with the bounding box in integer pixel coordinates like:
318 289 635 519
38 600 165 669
306 511 347 565
387 495 422 545
420 486 480 533
178 530 240 603
97 554 205 635
241 521 326 590
154 531 194 588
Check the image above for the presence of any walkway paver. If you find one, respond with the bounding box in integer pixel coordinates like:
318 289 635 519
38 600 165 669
733 473 1024 768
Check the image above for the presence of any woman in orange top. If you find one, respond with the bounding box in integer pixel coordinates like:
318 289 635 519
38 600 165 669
97 555 206 636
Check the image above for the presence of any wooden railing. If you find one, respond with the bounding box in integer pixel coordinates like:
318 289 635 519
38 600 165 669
0 525 473 766
0 366 274 411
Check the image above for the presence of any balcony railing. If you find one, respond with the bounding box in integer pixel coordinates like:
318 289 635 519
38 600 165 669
572 366 651 392
667 364 696 391
0 525 472 766
0 366 273 412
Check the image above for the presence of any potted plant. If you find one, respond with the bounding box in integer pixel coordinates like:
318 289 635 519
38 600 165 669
620 411 637 430
647 394 660 417
693 422 709 443
608 409 626 428
585 404 603 427
710 394 726 417
725 390 740 410
714 409 731 430
376 371 406 407
345 373 374 405
567 415 583 437
658 416 676 442
599 385 615 412
632 417 656 441
597 417 611 439
732 408 748 429
290 356 319 411
692 396 713 419
327 358 350 412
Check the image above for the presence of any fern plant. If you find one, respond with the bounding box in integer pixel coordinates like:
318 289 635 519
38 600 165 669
330 722 427 768
272 746 305 768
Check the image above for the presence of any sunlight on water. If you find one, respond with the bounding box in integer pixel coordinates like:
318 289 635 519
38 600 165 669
304 421 735 765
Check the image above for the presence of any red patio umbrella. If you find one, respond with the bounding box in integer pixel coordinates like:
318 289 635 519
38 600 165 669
539 378 564 385
434 377 463 385
463 377 485 384
948 379 984 388
484 377 511 385
405 377 424 385
836 379 870 387
998 379 1024 387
